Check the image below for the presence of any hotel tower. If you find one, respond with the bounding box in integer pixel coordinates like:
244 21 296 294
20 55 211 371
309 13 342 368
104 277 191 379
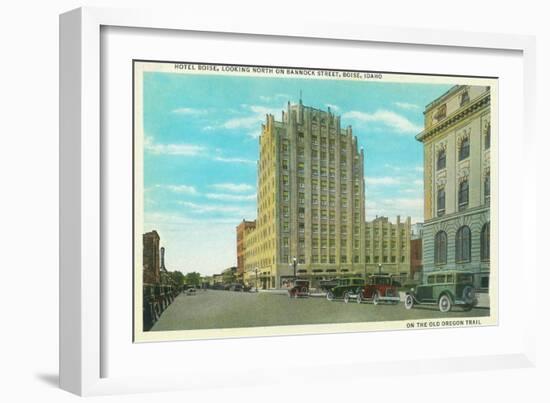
243 100 367 289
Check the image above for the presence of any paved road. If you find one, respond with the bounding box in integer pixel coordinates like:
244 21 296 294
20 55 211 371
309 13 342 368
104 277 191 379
151 289 490 332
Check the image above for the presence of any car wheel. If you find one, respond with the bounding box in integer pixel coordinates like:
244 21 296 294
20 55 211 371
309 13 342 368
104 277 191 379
372 292 380 305
439 294 452 313
404 294 414 309
343 293 350 304
356 293 363 304
326 291 334 301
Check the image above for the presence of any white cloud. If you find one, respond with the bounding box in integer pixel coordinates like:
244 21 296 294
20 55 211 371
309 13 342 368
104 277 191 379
157 184 198 195
171 107 208 115
365 196 424 224
144 136 205 156
212 156 256 164
394 102 420 110
211 183 255 193
180 201 255 216
145 136 254 165
342 109 423 134
205 193 257 202
221 116 262 130
413 179 423 186
259 94 290 103
217 104 285 133
365 176 400 185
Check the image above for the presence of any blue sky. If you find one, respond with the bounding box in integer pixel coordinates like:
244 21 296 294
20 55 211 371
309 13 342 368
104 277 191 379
141 70 453 274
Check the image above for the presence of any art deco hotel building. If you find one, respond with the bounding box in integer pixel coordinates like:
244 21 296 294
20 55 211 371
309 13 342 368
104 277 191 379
243 101 410 289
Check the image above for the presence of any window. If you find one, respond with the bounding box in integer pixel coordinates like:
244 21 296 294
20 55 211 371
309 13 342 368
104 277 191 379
458 180 469 211
485 123 491 150
455 226 471 263
437 149 446 170
437 187 445 216
434 231 447 265
481 222 490 261
484 173 490 203
459 137 470 160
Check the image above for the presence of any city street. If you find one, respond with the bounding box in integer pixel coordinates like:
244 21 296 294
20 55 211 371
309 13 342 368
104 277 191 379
151 289 490 331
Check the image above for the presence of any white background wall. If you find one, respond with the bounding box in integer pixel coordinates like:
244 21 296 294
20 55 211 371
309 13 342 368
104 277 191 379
0 1 547 401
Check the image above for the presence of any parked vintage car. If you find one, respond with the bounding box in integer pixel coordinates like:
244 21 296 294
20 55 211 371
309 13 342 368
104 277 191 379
404 270 477 312
344 274 400 305
287 279 310 298
185 287 197 296
229 283 243 292
326 277 365 301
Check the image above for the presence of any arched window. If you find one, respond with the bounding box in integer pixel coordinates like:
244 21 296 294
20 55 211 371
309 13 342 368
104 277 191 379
437 148 446 170
437 187 445 217
434 231 447 265
459 137 470 160
458 179 469 211
456 226 471 263
484 173 490 203
481 222 490 261
485 123 491 149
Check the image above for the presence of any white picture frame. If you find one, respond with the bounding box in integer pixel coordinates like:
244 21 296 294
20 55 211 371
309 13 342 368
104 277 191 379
60 6 537 396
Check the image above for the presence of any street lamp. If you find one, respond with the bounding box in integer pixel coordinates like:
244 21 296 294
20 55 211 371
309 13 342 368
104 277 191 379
378 263 382 275
255 267 258 292
291 257 297 279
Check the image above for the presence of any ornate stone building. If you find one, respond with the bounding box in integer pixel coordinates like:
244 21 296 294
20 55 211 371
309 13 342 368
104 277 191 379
416 85 491 289
243 101 366 289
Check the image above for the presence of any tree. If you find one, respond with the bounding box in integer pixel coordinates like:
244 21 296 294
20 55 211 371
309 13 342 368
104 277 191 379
185 271 201 286
170 270 185 285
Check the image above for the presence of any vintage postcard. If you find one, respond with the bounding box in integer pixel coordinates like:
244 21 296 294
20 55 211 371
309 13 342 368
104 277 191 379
133 60 497 342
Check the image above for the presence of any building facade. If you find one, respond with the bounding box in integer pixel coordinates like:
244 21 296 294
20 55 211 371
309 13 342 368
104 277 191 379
364 216 411 281
416 85 491 289
143 230 160 284
236 219 256 282
243 101 367 289
410 223 423 280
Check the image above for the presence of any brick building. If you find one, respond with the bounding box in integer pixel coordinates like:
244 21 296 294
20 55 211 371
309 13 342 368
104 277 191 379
236 219 256 282
143 230 160 284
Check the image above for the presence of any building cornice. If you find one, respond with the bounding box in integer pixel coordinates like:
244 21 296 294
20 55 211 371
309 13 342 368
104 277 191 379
415 93 490 143
423 204 490 226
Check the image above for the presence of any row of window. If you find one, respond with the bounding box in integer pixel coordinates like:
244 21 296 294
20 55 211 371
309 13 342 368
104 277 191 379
436 175 490 216
434 223 490 265
436 128 490 171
